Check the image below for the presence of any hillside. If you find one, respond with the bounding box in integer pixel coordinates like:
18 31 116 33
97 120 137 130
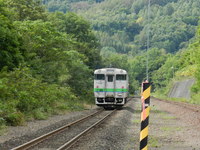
43 0 200 103
43 0 200 54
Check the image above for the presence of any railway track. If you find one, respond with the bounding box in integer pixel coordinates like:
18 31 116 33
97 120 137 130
152 97 200 112
11 109 116 150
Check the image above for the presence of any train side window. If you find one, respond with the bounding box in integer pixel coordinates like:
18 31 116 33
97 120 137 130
116 74 126 80
95 74 105 80
108 75 113 82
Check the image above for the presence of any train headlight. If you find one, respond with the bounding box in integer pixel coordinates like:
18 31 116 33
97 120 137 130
116 98 123 103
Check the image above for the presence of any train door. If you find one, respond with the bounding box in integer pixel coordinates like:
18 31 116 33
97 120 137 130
105 75 115 98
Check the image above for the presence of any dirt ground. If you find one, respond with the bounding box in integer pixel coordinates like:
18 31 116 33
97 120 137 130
130 97 200 150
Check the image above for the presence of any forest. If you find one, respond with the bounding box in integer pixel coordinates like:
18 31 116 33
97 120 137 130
44 0 200 54
0 0 200 129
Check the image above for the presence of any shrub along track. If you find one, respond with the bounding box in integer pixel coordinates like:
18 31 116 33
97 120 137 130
11 108 116 150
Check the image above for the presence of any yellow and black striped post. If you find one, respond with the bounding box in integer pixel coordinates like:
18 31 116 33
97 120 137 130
140 81 151 150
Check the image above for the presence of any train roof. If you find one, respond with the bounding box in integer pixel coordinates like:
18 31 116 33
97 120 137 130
94 68 127 74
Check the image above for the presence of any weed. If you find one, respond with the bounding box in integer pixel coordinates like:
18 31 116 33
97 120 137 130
160 126 181 132
32 110 48 120
133 119 140 124
0 125 7 135
149 136 161 148
162 115 176 120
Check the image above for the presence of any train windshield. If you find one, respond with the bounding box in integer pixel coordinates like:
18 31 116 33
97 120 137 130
116 74 126 80
95 74 105 80
107 75 114 82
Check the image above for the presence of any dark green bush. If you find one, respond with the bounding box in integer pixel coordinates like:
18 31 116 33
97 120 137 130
5 112 25 126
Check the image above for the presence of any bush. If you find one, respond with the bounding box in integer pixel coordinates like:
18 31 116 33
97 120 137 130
0 117 6 127
0 67 78 125
5 112 25 126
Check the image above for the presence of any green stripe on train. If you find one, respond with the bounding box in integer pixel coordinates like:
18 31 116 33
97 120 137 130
94 88 128 92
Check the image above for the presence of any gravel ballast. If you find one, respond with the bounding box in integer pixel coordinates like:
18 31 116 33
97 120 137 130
0 107 99 150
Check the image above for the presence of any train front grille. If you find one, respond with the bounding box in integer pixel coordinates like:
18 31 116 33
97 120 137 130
105 97 115 102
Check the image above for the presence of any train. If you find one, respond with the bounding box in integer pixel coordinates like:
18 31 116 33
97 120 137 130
94 68 129 109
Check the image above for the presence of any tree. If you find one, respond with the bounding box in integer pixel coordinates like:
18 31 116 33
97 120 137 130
15 20 74 83
5 0 47 21
48 12 101 69
0 0 23 70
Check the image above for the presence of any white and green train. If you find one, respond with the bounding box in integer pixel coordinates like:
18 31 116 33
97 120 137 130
94 68 129 109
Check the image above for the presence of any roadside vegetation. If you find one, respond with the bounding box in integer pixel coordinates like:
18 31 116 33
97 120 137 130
0 0 101 128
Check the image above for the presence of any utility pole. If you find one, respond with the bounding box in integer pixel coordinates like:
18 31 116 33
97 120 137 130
146 0 151 81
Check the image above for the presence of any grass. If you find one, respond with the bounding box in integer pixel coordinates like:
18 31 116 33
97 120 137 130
160 126 181 132
149 136 161 148
33 110 49 120
133 119 140 124
0 125 7 136
162 115 176 120
151 105 176 119
191 92 200 104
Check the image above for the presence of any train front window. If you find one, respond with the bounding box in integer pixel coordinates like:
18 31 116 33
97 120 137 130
116 74 126 80
108 75 113 82
95 74 105 80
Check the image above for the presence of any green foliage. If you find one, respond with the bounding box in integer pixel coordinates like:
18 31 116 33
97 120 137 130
67 0 200 54
128 48 168 91
61 13 94 43
0 118 6 126
101 52 129 70
4 112 25 126
0 1 23 70
152 54 181 90
138 17 195 53
0 0 102 128
15 20 74 83
14 19 96 100
152 24 200 104
0 67 77 125
188 26 200 101
43 0 200 55
47 12 101 69
45 0 70 13
5 0 47 21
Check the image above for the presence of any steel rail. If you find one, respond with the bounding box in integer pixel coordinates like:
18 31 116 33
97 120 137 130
57 109 116 150
11 109 103 150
